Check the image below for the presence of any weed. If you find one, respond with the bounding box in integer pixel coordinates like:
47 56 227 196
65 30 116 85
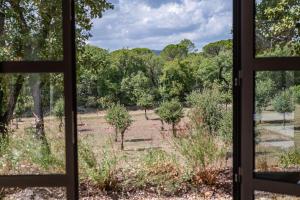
279 148 300 168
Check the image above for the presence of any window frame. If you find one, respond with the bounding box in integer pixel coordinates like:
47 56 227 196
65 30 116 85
0 0 78 199
240 0 300 199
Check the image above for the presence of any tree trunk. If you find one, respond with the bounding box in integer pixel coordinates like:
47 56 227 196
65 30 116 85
160 119 164 131
115 128 118 142
172 123 177 137
59 118 63 132
0 75 24 138
144 109 148 120
30 74 50 153
121 130 125 150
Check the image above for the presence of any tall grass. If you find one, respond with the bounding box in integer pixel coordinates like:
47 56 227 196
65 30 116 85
78 138 118 190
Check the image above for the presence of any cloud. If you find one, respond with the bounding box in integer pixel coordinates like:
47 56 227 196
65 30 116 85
89 0 232 51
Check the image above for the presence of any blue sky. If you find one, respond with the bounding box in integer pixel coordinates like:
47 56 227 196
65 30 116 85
89 0 232 51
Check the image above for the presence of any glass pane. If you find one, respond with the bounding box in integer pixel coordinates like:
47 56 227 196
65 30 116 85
255 191 300 200
0 1 63 61
255 0 300 57
0 73 65 175
255 71 300 180
0 187 66 199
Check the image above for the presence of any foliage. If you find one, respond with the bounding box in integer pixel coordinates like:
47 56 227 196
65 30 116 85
156 100 184 137
160 39 195 61
123 149 188 196
255 78 275 114
219 110 233 146
187 85 223 135
279 148 300 168
256 0 300 55
202 40 232 57
272 90 295 127
105 103 132 150
174 132 225 185
78 139 118 189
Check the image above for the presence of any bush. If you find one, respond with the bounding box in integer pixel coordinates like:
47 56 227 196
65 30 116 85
219 110 232 147
155 99 184 137
173 132 225 185
123 149 188 195
279 148 300 168
78 139 118 189
105 103 132 150
187 85 223 135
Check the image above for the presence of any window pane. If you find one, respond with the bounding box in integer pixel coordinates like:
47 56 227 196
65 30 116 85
1 187 66 199
255 71 300 179
255 191 300 200
0 1 63 61
0 73 65 175
255 0 300 57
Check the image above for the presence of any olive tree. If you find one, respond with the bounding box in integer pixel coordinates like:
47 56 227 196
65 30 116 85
105 104 132 150
156 100 183 137
273 90 295 128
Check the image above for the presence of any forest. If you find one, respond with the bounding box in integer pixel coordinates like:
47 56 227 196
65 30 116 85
0 0 300 199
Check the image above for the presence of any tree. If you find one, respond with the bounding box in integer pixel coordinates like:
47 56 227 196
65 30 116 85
187 85 223 135
255 79 275 122
105 103 132 150
0 0 113 139
54 98 64 132
272 90 295 128
137 92 154 120
256 0 300 54
159 60 192 101
160 39 195 61
156 100 183 137
202 40 232 57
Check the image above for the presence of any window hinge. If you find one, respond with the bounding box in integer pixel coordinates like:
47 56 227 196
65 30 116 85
234 167 242 183
234 70 242 87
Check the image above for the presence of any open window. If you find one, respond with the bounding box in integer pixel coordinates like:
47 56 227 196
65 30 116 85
240 0 300 199
0 0 77 199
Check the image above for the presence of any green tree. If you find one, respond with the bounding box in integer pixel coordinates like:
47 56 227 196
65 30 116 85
202 40 232 57
105 104 132 150
137 93 154 120
156 100 183 137
160 39 195 61
256 0 300 54
272 90 295 128
255 79 275 121
0 0 113 139
187 85 223 135
53 98 64 132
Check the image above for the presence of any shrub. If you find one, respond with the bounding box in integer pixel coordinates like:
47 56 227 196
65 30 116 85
173 131 225 185
279 148 300 168
187 85 223 135
53 98 64 132
105 103 132 150
123 149 188 195
78 139 118 189
219 110 232 147
156 99 184 137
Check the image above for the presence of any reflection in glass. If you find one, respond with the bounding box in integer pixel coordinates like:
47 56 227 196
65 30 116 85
0 73 65 175
255 191 300 200
255 0 300 57
0 187 66 199
255 71 300 175
0 1 63 61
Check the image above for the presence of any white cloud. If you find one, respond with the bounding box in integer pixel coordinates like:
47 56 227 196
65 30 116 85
89 0 232 51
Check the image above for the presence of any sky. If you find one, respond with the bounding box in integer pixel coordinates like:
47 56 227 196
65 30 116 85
88 0 232 51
